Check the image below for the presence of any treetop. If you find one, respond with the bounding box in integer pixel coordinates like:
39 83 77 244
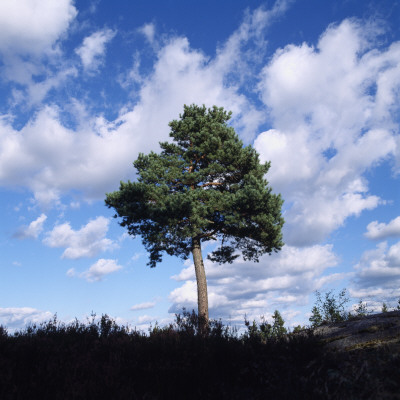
106 104 284 267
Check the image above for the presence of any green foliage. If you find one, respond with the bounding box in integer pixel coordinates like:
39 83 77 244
309 290 400 328
309 289 350 327
309 306 323 328
244 310 287 341
353 300 370 317
244 317 271 341
272 310 287 337
105 104 284 267
148 309 234 339
378 300 400 312
292 325 307 333
12 313 129 340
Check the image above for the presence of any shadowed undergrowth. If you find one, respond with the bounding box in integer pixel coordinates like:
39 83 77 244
0 311 399 399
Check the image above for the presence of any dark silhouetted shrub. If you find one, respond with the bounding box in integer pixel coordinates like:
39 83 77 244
0 310 399 399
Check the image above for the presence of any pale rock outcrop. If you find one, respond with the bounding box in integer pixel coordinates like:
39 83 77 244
313 311 400 351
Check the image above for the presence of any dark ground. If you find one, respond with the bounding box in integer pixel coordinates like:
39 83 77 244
0 314 399 399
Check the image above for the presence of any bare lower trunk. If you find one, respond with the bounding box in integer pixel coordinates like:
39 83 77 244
192 237 209 333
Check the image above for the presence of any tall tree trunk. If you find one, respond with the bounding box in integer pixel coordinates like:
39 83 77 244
192 237 209 333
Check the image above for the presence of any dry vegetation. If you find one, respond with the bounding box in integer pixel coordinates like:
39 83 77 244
0 309 399 399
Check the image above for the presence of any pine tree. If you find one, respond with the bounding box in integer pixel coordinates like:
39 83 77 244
354 300 369 317
292 325 306 333
309 306 322 328
105 104 284 331
271 310 287 337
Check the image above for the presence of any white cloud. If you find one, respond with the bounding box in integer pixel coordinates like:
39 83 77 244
26 67 78 107
43 216 116 259
255 19 400 246
0 0 78 106
351 241 400 302
14 213 47 239
2 60 78 109
0 307 53 329
119 35 263 143
169 244 339 322
121 52 143 87
0 6 279 206
137 315 157 324
0 105 142 205
76 29 116 71
365 216 400 240
2 1 399 331
169 281 198 312
138 23 156 45
0 0 77 56
0 7 397 224
131 302 156 311
80 258 123 282
214 1 289 74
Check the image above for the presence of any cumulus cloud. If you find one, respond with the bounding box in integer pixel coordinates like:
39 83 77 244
131 302 156 311
0 0 77 56
14 214 47 239
80 258 123 282
0 5 280 206
255 19 400 246
0 105 142 204
365 216 400 240
0 7 397 231
351 241 400 302
118 33 264 145
76 29 116 71
169 245 339 322
0 0 77 106
0 307 53 329
43 216 116 259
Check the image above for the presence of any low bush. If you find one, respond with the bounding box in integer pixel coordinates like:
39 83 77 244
0 310 399 399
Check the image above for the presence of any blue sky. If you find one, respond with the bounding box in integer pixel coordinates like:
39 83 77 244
1 0 400 331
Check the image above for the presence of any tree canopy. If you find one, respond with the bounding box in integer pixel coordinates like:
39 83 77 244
105 104 284 268
106 104 284 328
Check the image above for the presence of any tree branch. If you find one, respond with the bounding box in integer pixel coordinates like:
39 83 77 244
198 228 219 239
201 182 223 188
